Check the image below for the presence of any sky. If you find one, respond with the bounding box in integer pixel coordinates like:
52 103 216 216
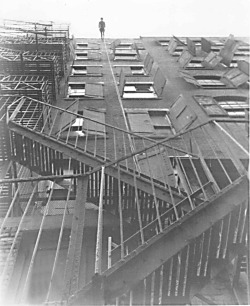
0 0 250 39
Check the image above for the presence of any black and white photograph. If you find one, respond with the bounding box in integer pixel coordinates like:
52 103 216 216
0 0 249 305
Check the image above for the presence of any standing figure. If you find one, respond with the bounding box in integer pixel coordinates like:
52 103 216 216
99 17 105 40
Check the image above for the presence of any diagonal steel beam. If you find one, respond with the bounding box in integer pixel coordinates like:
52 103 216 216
70 175 248 305
8 122 184 205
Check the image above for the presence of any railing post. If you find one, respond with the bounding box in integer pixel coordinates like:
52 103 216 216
108 236 112 269
95 166 105 274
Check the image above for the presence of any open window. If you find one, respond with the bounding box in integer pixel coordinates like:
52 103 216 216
67 82 104 98
119 68 166 99
126 108 175 137
113 49 139 61
180 71 228 88
76 42 99 50
194 95 249 118
113 53 153 76
214 96 249 117
114 65 146 76
75 51 101 61
194 95 228 117
157 39 170 47
71 64 102 76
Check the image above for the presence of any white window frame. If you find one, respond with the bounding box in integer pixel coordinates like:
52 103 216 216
123 82 157 99
68 82 85 97
113 65 146 75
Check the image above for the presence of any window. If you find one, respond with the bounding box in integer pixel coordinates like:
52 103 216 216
158 39 170 46
194 95 249 118
68 83 85 97
123 83 157 98
71 65 102 76
76 42 99 50
115 42 133 49
119 68 166 99
75 51 88 60
75 51 101 61
180 71 228 88
67 82 104 98
76 43 88 48
126 109 175 137
194 96 228 116
114 49 139 61
195 77 226 88
114 65 146 76
215 96 249 117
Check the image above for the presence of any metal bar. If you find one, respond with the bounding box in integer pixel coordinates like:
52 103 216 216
0 183 37 286
108 236 112 269
201 126 233 185
45 179 73 302
191 128 220 193
7 97 202 157
142 141 163 232
118 164 124 259
133 168 144 245
95 166 105 274
62 176 88 300
213 121 250 157
0 183 22 234
20 181 55 303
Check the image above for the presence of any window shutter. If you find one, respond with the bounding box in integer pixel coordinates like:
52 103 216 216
127 112 154 133
168 38 178 54
87 52 101 60
202 52 222 69
201 37 212 53
55 100 79 133
86 66 102 75
221 68 249 87
178 50 193 68
144 54 154 74
169 95 197 131
138 149 176 185
144 53 151 67
82 109 105 134
219 38 239 66
153 68 166 97
85 83 104 98
238 60 249 75
110 39 121 49
170 95 186 118
180 71 200 87
187 38 196 56
119 69 126 96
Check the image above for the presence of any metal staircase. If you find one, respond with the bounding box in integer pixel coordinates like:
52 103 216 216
2 96 249 305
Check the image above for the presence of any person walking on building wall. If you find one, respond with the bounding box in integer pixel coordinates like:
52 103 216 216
99 18 105 40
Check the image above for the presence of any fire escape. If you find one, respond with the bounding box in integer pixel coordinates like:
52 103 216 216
0 23 249 306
